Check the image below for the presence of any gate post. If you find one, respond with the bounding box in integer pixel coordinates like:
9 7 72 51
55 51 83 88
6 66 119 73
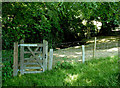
43 40 48 72
20 39 24 75
49 49 53 70
13 42 18 76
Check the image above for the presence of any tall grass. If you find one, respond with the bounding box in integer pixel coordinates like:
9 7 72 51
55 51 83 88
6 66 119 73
2 55 119 86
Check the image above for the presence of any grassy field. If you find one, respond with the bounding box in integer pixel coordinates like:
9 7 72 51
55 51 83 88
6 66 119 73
2 55 119 86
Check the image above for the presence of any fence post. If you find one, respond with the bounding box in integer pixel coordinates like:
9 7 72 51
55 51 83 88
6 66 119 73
93 37 96 58
49 49 53 70
43 40 48 72
0 28 2 87
13 42 18 76
82 45 85 63
20 39 24 75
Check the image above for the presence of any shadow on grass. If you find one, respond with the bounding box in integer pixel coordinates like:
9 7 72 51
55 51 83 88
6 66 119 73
2 56 119 86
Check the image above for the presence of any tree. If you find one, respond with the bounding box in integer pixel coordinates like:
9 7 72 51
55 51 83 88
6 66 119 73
2 2 119 49
2 2 63 49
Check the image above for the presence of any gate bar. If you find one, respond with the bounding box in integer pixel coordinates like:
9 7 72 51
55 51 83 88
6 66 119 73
18 44 43 47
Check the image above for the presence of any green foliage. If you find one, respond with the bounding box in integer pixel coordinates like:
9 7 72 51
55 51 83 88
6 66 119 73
55 60 73 69
2 50 13 82
2 2 119 49
61 61 73 69
2 56 119 86
2 61 13 82
2 2 65 49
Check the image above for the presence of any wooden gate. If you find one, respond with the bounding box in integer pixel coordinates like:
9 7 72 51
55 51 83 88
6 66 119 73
19 40 48 74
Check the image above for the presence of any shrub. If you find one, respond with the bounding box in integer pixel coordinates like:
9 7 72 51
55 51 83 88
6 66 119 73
55 58 74 69
2 50 13 82
2 60 13 82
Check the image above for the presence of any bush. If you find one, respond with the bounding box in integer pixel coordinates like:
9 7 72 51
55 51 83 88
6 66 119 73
2 61 13 82
2 50 13 82
55 58 74 69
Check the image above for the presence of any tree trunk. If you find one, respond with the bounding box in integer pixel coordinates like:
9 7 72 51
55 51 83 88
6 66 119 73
87 27 91 39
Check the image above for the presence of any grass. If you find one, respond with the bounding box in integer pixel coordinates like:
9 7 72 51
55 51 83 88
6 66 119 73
2 55 119 86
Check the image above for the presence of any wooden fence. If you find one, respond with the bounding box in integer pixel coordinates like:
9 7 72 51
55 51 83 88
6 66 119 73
13 40 53 76
81 37 97 63
13 37 118 76
81 37 119 63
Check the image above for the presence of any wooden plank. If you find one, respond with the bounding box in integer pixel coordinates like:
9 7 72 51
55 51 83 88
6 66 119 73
24 63 39 65
34 47 40 52
43 40 48 72
93 37 96 58
49 49 53 70
27 46 36 56
24 58 36 62
24 47 42 53
19 44 43 47
24 58 31 60
25 67 42 69
24 51 41 54
46 41 48 70
24 55 35 60
24 46 42 54
13 42 18 76
24 59 43 62
27 46 43 66
24 57 43 62
82 45 85 63
24 71 43 74
20 39 24 75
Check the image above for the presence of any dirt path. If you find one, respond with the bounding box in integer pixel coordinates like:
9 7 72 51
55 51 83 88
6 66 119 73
52 36 119 66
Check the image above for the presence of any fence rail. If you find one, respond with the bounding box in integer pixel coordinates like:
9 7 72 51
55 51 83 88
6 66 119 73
52 37 118 66
3 37 118 76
